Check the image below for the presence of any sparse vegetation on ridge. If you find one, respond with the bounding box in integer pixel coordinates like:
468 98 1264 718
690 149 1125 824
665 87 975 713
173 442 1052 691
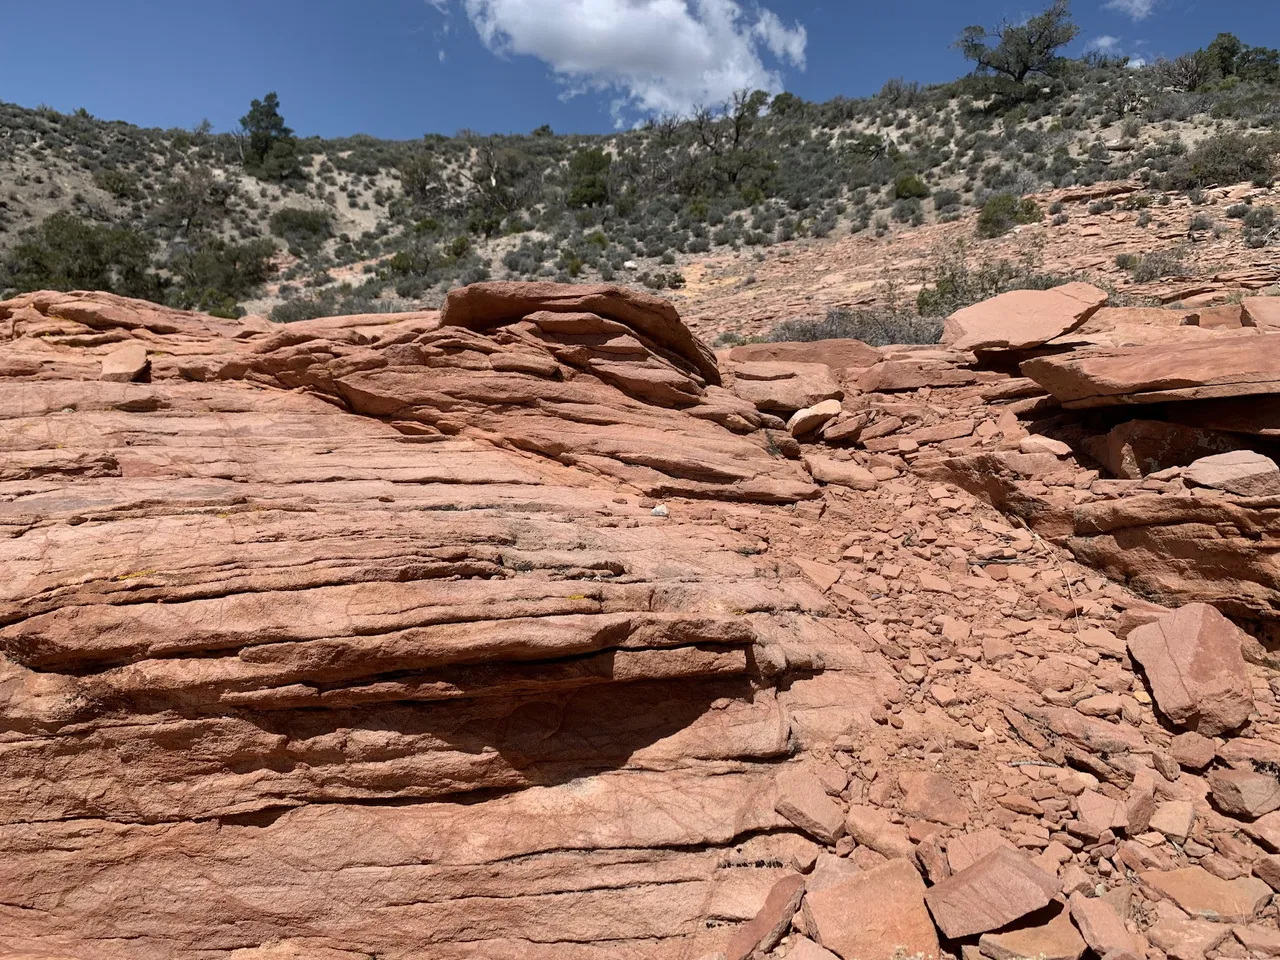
0 8 1278 320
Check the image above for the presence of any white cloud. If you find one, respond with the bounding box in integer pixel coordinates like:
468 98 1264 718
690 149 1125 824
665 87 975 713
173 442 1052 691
1103 0 1156 22
454 0 807 122
1087 35 1121 52
1127 56 1147 68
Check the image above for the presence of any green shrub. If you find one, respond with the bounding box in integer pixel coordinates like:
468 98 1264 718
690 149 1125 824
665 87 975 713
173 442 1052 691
1114 253 1139 269
269 207 333 255
4 211 156 298
1130 248 1185 283
1189 213 1214 231
92 168 142 200
915 245 1070 316
976 193 1043 238
1162 131 1280 190
893 173 929 199
167 237 276 316
1243 205 1277 247
767 307 942 346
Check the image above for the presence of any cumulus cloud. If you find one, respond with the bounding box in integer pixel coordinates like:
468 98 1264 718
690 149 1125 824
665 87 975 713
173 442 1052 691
1103 0 1156 22
454 0 807 122
1086 35 1121 52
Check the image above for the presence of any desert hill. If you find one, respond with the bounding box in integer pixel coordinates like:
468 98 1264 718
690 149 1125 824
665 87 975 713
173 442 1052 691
1 22 1278 329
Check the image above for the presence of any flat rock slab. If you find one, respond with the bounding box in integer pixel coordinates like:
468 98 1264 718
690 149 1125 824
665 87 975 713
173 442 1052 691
978 901 1086 960
1069 891 1143 957
1243 296 1280 330
945 282 1107 352
101 341 150 382
1147 916 1232 960
1021 335 1280 408
1126 603 1254 736
726 338 882 371
1184 450 1280 497
924 847 1060 939
803 858 939 960
805 454 878 491
1140 866 1273 923
733 362 843 413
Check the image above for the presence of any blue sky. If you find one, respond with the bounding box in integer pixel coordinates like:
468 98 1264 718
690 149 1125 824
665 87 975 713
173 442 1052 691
0 1 1274 139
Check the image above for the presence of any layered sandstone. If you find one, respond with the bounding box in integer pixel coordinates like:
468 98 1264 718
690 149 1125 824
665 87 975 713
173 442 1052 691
3 285 1280 960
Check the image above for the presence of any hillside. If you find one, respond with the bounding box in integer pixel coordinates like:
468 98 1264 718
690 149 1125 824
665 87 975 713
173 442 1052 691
1 25 1278 327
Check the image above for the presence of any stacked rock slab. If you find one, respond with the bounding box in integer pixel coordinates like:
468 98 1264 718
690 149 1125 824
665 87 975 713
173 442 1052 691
0 285 859 959
5 282 1280 960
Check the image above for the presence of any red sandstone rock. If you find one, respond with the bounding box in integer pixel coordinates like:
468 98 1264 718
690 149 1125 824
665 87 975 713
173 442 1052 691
1126 603 1254 736
100 341 150 382
440 281 721 384
775 767 845 844
1210 769 1280 820
944 282 1107 352
726 338 882 372
924 848 1060 939
803 859 939 960
1139 867 1272 923
1069 892 1143 957
724 874 806 960
1021 335 1280 408
733 361 843 412
977 901 1086 960
844 806 916 861
1184 450 1280 497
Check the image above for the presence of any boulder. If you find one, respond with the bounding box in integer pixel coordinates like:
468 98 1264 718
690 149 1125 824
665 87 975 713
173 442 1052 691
733 361 843 413
1069 892 1143 957
857 359 977 392
803 859 939 960
1184 451 1280 497
1170 732 1217 770
789 400 843 437
1243 296 1280 330
100 341 150 382
1126 603 1254 736
1146 916 1232 960
1021 335 1280 409
924 848 1060 939
844 805 916 861
978 901 1087 960
1210 770 1280 820
944 282 1107 352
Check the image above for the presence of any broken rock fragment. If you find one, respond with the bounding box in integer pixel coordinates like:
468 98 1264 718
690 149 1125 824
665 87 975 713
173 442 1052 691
803 858 939 960
774 766 845 845
100 341 150 382
1210 769 1280 820
1126 603 1254 736
924 847 1060 939
1183 450 1280 497
725 874 806 960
